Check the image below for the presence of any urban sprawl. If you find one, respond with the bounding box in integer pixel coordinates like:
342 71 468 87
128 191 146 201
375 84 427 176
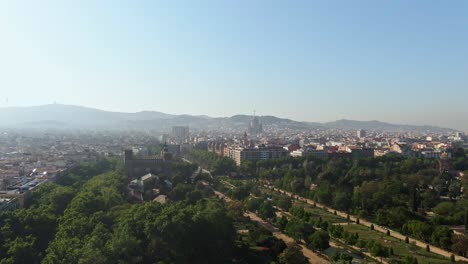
1 115 466 212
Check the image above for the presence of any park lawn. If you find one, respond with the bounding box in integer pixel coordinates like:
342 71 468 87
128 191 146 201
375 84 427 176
259 187 347 223
295 201 348 224
343 224 452 264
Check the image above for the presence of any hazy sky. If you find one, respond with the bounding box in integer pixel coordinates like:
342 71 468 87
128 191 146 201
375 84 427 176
0 1 467 129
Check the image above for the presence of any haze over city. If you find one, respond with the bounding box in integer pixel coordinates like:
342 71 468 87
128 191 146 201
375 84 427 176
1 2 468 264
1 1 467 130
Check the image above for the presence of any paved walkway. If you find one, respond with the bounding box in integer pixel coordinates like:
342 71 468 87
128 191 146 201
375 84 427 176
221 180 236 189
265 185 468 262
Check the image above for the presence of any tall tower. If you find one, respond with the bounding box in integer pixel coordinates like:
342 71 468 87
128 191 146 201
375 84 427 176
124 149 134 181
248 110 263 135
161 141 173 161
124 149 133 161
357 129 366 139
171 126 189 144
243 132 249 146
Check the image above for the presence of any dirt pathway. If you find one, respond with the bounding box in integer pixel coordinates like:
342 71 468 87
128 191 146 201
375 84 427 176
213 190 330 264
265 185 467 262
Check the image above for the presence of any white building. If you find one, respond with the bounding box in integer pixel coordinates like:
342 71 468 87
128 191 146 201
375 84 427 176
171 126 189 144
357 129 366 139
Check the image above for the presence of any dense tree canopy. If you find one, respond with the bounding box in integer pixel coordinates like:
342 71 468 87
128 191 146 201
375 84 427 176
251 154 467 252
1 157 248 264
189 150 236 175
0 159 115 264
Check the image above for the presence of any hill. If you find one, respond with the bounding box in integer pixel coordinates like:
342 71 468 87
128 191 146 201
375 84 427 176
323 119 452 133
0 104 457 132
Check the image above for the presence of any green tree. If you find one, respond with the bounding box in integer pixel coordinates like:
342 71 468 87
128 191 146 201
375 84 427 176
402 220 432 242
451 234 468 257
213 157 237 175
278 244 308 264
308 230 330 251
258 202 276 220
328 225 344 239
277 216 289 232
2 236 40 264
186 190 203 204
277 197 293 211
448 181 461 200
431 226 453 249
334 192 352 211
369 241 389 260
228 185 251 201
240 160 256 176
284 218 307 241
331 251 353 263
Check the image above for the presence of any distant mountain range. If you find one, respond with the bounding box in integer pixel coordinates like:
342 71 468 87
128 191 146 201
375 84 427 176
0 104 457 133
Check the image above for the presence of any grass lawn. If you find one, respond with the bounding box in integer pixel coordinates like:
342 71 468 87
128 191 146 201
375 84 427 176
343 224 452 264
260 187 347 223
258 186 453 264
297 201 348 224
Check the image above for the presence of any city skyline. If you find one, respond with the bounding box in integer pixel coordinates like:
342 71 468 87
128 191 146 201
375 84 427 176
1 1 467 129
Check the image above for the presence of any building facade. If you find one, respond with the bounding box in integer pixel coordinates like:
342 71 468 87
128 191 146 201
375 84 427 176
248 116 263 135
124 144 172 181
230 146 288 165
357 129 366 139
171 126 190 144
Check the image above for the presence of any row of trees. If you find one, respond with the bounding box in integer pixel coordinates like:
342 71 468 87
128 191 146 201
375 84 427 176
228 178 466 262
189 150 237 175
248 154 467 251
223 183 334 259
277 190 468 259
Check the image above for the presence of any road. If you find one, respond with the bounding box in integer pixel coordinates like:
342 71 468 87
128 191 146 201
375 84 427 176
264 185 468 262
212 189 330 264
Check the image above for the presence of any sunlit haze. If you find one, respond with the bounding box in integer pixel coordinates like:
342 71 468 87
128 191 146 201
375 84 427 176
1 2 468 263
0 1 467 130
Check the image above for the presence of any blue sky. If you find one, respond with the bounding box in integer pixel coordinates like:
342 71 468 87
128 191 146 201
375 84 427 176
0 1 467 129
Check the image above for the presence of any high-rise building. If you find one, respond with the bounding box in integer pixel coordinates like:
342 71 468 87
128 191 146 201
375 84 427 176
230 145 288 165
357 129 366 139
159 134 169 143
171 126 189 144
